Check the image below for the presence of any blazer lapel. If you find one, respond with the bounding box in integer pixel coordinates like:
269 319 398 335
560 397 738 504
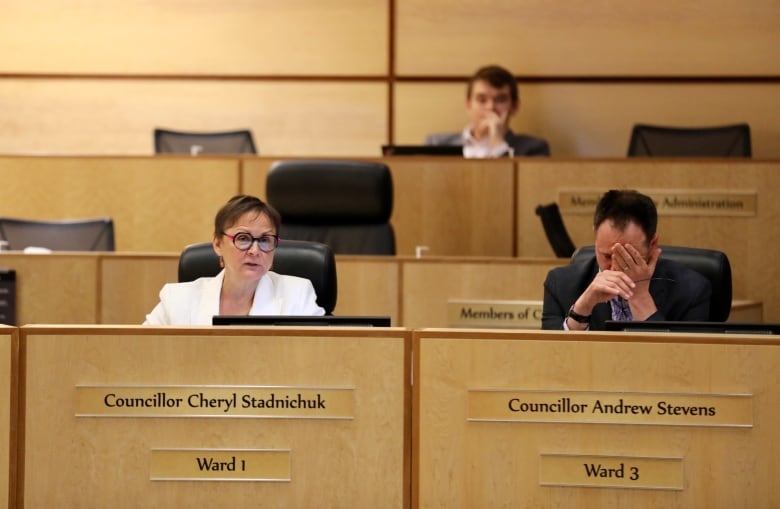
194 271 225 324
250 274 283 315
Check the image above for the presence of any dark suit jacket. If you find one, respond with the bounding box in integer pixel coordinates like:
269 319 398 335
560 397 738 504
425 129 550 157
542 256 712 330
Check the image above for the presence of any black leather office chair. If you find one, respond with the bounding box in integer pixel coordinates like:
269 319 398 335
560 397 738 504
153 128 257 155
0 217 115 251
627 123 752 157
535 203 576 258
177 239 337 314
571 245 732 322
266 160 396 255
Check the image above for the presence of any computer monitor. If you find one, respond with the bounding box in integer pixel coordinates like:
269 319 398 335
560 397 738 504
381 145 463 156
604 320 780 335
212 315 392 327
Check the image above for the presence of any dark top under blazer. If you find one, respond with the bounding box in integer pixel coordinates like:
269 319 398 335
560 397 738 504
425 129 550 157
542 256 712 331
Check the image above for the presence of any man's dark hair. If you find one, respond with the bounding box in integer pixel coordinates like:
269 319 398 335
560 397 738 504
593 190 658 240
214 194 281 236
466 65 518 105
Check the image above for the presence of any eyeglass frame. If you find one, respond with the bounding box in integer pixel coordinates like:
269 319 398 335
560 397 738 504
222 232 280 253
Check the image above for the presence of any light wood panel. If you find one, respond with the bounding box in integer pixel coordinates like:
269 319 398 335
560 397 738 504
396 0 780 75
402 258 564 328
101 255 179 325
0 81 388 156
0 156 237 251
0 254 99 325
241 157 516 257
413 329 780 508
394 82 780 158
20 326 409 508
0 0 387 75
515 159 780 321
0 328 14 509
333 256 400 323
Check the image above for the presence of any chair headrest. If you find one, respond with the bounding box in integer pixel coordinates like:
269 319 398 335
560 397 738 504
178 239 337 314
267 160 393 223
571 244 732 322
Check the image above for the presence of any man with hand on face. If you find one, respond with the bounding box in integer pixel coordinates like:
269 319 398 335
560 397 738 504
425 64 550 158
541 189 712 331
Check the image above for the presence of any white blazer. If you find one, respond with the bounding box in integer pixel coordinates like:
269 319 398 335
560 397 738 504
143 270 325 325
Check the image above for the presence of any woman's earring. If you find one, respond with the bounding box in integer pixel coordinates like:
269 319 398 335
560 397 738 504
219 256 224 268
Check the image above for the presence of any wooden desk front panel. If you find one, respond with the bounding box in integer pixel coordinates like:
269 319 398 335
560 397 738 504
242 157 515 257
20 326 410 508
0 328 16 509
516 160 780 321
401 258 564 328
0 254 99 325
413 329 780 508
0 156 239 252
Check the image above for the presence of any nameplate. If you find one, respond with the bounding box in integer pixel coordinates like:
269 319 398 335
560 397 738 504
447 300 542 329
75 385 354 419
558 190 757 217
150 449 291 482
539 454 683 490
468 390 752 427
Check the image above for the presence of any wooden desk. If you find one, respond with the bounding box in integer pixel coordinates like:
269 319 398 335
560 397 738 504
413 328 780 508
19 325 410 508
0 327 16 509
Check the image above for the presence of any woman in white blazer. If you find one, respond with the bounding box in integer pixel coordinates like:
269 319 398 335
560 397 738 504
144 195 324 325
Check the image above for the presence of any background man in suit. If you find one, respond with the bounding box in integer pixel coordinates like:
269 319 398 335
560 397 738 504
542 189 712 330
425 64 550 157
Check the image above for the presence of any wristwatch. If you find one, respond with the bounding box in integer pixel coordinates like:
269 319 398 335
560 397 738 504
567 305 591 324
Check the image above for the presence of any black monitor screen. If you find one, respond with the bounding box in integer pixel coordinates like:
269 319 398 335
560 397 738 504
381 145 463 156
605 320 780 335
212 315 391 327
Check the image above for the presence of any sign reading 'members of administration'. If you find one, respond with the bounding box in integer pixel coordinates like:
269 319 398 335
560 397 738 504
468 389 752 427
75 385 354 419
558 189 757 217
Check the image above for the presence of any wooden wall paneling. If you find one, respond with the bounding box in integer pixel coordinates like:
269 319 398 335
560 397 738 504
0 254 99 325
0 0 388 75
389 158 515 256
0 81 388 156
401 258 565 328
100 254 179 325
0 156 239 252
395 0 780 75
394 82 780 158
515 160 780 321
332 257 401 324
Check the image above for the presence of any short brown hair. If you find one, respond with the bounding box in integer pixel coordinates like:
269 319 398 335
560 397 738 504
466 65 518 105
214 195 281 236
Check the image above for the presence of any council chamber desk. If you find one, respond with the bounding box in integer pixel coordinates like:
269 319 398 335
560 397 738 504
18 325 410 508
412 328 780 508
1 326 17 509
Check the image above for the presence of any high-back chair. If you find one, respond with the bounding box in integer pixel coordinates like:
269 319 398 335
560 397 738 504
153 128 257 155
535 203 576 258
627 123 752 157
0 217 115 251
177 239 337 314
571 245 733 321
265 160 396 255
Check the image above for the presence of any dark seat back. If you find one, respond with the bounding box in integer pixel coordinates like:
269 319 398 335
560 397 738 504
627 123 751 157
266 160 395 255
154 128 257 155
0 217 115 251
571 245 733 321
177 239 337 314
535 203 576 258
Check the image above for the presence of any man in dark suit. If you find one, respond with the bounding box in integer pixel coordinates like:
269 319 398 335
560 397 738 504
425 65 550 158
542 190 712 331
